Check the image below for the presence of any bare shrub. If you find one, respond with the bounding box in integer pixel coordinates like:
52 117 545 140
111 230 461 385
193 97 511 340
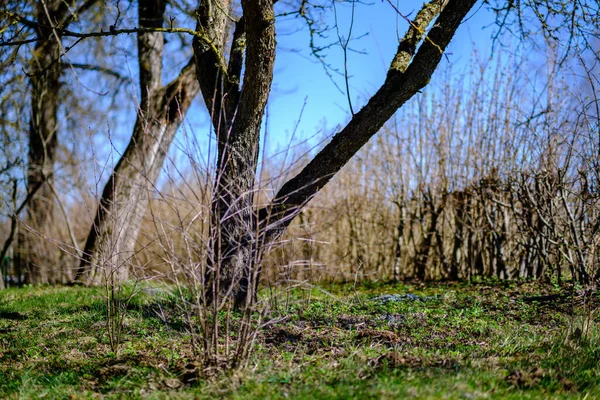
259 49 600 286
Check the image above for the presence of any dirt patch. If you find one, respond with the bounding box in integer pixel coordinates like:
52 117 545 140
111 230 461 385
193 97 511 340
356 329 405 346
304 328 346 354
98 364 131 381
369 351 461 370
337 314 375 330
263 322 347 353
370 351 423 369
264 325 304 346
558 377 578 392
505 367 578 392
505 367 545 388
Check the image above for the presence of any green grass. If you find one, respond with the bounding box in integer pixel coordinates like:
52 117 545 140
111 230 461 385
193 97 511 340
0 281 598 399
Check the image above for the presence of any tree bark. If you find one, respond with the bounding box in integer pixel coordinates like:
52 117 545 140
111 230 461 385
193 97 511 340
393 200 407 281
449 189 469 280
192 0 276 307
77 1 199 285
15 0 67 285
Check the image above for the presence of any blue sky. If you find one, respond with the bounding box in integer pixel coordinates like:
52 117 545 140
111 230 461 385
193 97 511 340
263 0 498 150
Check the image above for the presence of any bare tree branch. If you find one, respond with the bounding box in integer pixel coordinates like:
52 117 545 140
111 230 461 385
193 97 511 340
261 0 478 242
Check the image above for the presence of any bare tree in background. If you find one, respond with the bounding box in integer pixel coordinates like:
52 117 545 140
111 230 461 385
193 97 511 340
7 0 100 284
76 0 199 285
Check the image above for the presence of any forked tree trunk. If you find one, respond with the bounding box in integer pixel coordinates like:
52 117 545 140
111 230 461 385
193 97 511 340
192 0 276 307
77 1 199 285
198 0 477 305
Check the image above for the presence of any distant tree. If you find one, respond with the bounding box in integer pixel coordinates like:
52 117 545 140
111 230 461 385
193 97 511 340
1 1 199 286
75 0 199 285
1 0 101 284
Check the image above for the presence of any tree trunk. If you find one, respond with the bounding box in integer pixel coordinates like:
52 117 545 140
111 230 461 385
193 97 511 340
15 1 64 285
415 192 440 281
392 201 406 282
194 0 276 308
0 250 5 289
449 190 468 280
77 1 199 285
